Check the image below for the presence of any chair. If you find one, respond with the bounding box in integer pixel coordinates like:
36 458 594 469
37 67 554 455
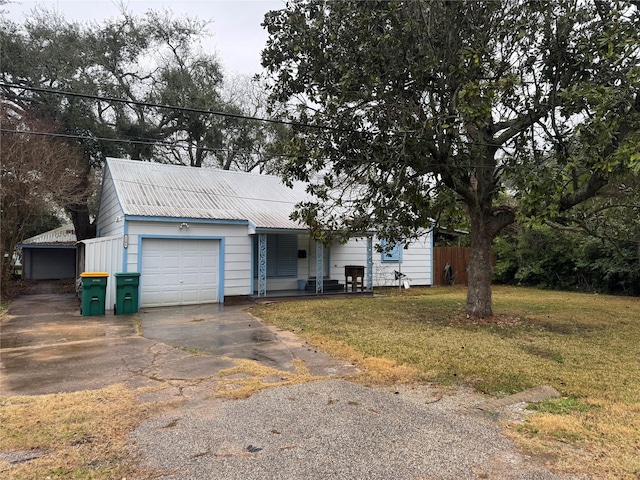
344 265 365 292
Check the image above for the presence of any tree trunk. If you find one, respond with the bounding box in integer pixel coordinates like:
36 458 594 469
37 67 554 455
68 203 96 241
66 161 95 241
466 213 494 318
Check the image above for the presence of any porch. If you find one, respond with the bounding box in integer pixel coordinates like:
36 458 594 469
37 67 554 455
253 232 373 299
251 287 373 301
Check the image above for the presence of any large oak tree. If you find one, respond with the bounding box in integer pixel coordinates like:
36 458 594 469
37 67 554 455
1 7 285 240
262 0 640 317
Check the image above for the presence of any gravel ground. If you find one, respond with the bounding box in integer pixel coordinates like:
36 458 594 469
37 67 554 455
132 379 585 480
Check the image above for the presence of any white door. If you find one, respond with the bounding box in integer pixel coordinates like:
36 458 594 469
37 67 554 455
141 238 219 307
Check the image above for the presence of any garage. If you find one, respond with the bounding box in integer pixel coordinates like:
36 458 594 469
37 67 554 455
19 223 78 280
140 238 220 307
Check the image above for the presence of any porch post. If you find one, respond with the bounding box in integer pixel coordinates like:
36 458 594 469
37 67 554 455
315 241 324 294
257 233 267 297
366 236 373 291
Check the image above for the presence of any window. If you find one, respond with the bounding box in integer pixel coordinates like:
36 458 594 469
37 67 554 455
380 239 403 262
254 234 298 277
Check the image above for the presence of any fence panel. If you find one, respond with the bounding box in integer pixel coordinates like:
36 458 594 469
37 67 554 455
433 247 471 286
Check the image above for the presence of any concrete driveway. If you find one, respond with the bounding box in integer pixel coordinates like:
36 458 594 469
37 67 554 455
0 294 354 396
0 294 582 479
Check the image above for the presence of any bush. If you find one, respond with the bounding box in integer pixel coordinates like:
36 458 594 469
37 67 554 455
493 226 640 296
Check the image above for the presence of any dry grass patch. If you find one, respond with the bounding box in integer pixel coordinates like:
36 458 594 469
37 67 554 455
215 357 324 399
0 384 160 479
252 286 640 479
514 399 640 478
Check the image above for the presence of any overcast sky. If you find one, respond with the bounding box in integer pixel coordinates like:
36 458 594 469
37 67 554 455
3 0 284 76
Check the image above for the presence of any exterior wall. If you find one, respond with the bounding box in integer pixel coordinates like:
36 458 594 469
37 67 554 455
79 235 124 310
125 220 252 298
330 233 433 287
23 247 76 280
96 166 125 238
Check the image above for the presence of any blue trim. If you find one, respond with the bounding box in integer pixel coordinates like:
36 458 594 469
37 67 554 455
366 236 373 291
315 242 324 294
381 240 403 263
253 227 307 233
125 215 249 226
137 234 226 304
257 233 267 296
122 220 129 272
430 227 435 286
250 236 255 294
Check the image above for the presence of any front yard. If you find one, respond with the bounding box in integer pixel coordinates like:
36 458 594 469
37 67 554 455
253 286 640 479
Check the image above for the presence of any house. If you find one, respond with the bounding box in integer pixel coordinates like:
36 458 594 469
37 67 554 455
19 224 77 280
87 158 433 309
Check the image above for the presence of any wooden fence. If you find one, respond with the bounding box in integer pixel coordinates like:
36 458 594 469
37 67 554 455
433 246 496 286
433 246 471 286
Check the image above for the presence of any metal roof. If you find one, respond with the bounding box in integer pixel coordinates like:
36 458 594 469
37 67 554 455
21 223 77 246
106 158 310 230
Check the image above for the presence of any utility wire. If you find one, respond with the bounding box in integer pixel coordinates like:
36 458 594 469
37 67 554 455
0 82 341 131
2 127 559 172
0 127 295 157
1 82 562 165
0 81 557 149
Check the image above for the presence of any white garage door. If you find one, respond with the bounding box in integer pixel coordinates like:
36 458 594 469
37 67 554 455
141 238 220 307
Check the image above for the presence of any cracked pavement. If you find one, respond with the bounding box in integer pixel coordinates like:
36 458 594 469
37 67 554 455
0 293 355 397
0 293 584 479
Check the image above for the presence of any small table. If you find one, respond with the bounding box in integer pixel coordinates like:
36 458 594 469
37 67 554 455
344 265 365 292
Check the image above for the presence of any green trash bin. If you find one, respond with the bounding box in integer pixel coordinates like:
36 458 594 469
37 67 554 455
114 272 140 315
80 272 109 316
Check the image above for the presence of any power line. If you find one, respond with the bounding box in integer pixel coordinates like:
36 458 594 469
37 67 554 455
0 82 341 132
1 82 568 153
2 127 559 173
0 127 294 157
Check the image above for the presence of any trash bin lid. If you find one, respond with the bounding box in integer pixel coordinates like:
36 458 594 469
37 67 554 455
114 272 141 277
80 272 109 277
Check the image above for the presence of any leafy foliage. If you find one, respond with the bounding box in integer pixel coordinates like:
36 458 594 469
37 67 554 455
262 0 640 317
1 7 287 239
494 226 640 296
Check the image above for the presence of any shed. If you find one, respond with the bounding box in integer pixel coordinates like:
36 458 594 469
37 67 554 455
91 158 433 308
20 224 77 280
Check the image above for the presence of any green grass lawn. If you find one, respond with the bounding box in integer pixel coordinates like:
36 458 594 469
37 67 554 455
253 286 640 479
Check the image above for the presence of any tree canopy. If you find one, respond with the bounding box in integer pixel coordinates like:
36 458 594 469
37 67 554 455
262 0 640 317
1 7 287 241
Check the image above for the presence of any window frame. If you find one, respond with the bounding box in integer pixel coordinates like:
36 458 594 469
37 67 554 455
380 239 403 263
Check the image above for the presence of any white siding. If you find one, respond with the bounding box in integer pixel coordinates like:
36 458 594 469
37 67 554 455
125 221 253 298
80 236 124 310
330 234 433 287
96 166 125 238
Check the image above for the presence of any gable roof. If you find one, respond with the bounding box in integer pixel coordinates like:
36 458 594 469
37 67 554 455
105 158 310 230
21 223 77 246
